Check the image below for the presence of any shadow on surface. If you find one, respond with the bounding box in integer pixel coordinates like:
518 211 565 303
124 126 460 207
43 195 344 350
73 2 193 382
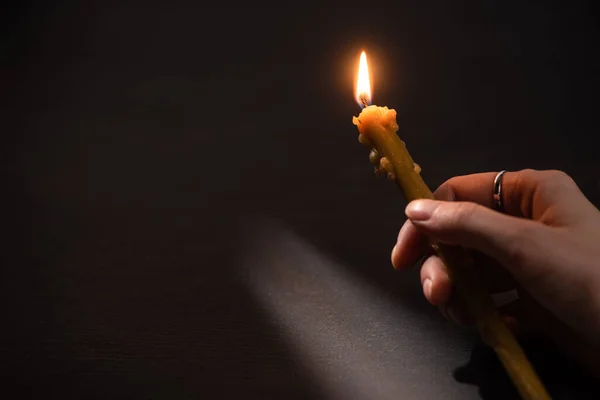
240 218 479 400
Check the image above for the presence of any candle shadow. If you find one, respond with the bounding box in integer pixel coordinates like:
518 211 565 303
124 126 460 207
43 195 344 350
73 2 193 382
454 337 600 400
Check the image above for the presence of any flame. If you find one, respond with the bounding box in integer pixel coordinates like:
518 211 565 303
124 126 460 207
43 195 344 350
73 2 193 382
355 51 372 108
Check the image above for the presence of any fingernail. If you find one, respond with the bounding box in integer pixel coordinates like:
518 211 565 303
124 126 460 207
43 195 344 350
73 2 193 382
406 200 438 221
391 244 399 269
423 278 433 300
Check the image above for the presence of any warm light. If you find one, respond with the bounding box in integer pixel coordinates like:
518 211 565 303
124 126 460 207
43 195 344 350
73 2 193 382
355 51 372 108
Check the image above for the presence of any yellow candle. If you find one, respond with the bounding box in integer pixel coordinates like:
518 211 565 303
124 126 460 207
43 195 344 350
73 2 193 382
352 51 550 400
353 105 429 200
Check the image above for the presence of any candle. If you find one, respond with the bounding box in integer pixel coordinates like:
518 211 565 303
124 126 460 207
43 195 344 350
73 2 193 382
352 51 550 400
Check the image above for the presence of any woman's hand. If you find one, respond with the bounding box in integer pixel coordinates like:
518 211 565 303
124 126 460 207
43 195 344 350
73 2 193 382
391 169 600 373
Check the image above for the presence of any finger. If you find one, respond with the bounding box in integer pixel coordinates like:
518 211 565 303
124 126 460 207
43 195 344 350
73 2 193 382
422 254 518 318
392 220 429 270
420 255 452 306
418 251 517 306
433 172 498 209
405 199 552 274
434 169 588 220
441 292 522 335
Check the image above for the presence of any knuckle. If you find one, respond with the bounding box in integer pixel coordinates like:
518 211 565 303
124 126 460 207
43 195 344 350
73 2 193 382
519 168 573 187
513 169 577 206
546 169 570 180
511 169 538 195
537 169 577 196
514 168 539 185
545 169 576 187
519 168 539 176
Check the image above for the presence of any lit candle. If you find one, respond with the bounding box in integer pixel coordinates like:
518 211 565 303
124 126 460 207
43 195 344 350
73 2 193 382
352 51 550 400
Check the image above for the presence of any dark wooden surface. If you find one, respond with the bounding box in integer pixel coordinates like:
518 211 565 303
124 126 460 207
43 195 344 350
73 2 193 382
3 1 600 399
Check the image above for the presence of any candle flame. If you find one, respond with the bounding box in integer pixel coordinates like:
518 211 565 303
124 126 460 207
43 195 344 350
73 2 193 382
355 51 372 108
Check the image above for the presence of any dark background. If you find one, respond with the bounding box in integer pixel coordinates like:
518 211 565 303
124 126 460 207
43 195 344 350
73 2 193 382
2 1 600 399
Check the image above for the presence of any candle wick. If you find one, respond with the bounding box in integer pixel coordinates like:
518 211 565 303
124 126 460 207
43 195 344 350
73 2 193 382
359 94 369 109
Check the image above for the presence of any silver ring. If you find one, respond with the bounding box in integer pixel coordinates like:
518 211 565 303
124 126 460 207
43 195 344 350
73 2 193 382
493 170 507 212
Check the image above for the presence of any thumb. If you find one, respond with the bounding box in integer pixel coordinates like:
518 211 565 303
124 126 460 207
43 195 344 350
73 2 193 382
405 199 547 270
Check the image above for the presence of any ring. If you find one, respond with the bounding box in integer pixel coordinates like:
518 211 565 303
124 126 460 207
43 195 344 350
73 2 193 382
493 170 507 212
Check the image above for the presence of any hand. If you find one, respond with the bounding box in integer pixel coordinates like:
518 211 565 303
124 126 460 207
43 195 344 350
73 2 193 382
391 169 600 374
